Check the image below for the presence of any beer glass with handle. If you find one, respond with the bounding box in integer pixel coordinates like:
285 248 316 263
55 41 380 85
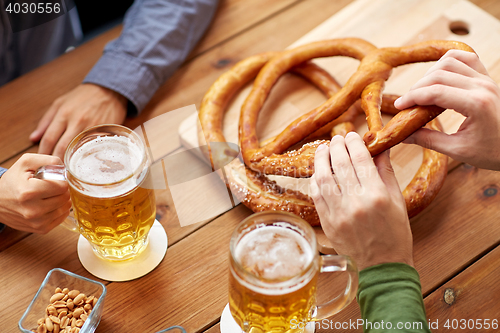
229 211 358 333
35 124 156 261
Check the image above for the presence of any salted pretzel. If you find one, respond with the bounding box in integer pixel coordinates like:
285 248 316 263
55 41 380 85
198 38 474 225
239 38 474 177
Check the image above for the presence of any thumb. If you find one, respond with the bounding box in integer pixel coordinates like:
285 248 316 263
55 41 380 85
404 128 458 157
374 149 401 195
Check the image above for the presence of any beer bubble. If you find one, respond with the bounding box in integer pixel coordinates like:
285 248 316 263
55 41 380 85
235 226 313 281
69 135 144 197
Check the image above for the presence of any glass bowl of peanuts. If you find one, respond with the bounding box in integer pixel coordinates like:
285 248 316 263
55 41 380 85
18 268 107 333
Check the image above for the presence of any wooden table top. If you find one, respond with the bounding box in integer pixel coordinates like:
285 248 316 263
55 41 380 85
1 0 500 332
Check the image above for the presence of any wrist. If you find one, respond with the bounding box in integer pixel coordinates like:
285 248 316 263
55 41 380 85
83 83 128 108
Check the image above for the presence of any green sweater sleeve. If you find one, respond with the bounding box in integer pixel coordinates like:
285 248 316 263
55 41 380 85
357 263 431 332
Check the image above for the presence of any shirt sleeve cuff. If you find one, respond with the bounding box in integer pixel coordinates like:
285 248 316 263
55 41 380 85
358 262 422 294
0 167 8 177
82 51 161 116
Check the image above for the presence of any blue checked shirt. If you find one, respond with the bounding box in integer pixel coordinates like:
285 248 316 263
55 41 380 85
1 0 218 115
83 0 218 115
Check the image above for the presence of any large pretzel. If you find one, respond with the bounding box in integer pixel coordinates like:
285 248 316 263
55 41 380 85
198 38 474 225
239 38 474 177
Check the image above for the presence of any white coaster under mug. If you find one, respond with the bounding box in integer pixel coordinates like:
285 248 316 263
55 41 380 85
220 303 315 333
77 220 167 281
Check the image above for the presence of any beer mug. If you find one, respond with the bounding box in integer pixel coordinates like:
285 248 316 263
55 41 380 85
35 124 156 261
229 211 358 333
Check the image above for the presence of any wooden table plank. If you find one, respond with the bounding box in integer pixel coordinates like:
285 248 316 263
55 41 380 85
471 0 500 19
424 244 500 332
0 226 97 329
0 26 121 164
203 323 220 333
424 243 500 332
31 165 491 333
412 165 500 294
3 1 500 333
0 203 220 331
189 0 300 57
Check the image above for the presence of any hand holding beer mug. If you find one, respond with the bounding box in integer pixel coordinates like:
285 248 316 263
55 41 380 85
228 212 358 333
35 125 161 266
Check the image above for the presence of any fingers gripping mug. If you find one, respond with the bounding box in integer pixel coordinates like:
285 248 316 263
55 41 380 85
229 211 358 333
35 125 156 261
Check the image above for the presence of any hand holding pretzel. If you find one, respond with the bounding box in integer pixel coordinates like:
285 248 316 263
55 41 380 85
396 50 500 171
311 133 413 270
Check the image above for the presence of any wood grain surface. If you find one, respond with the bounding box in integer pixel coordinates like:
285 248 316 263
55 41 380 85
180 0 500 255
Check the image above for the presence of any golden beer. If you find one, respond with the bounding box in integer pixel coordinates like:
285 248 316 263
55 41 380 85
66 129 156 261
230 227 318 333
229 212 359 333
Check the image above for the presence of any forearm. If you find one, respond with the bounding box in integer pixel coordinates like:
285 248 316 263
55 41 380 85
357 263 431 333
83 0 219 115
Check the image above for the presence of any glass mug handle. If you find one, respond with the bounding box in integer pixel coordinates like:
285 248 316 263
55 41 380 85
34 165 79 233
313 255 358 320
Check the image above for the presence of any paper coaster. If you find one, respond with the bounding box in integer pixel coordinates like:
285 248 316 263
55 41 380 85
77 220 168 281
220 303 315 333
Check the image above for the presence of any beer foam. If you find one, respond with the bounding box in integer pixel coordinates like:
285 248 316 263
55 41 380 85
69 135 143 185
235 226 313 281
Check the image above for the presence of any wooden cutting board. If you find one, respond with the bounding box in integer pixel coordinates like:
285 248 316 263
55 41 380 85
178 0 500 252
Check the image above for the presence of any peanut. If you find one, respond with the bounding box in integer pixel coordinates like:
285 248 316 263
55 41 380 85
56 307 68 314
49 315 61 325
32 287 98 333
50 293 65 303
58 310 67 320
67 290 79 299
62 316 70 328
47 305 57 316
36 323 47 333
45 318 53 331
72 308 84 319
52 301 67 308
73 294 86 306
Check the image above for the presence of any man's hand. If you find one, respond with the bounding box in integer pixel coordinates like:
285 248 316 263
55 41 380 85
310 132 414 271
0 154 71 234
30 83 128 159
